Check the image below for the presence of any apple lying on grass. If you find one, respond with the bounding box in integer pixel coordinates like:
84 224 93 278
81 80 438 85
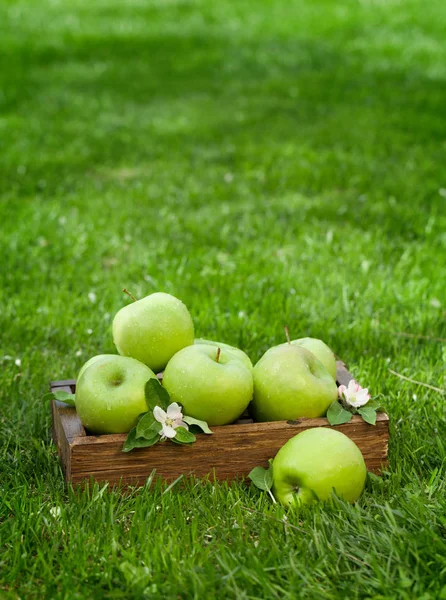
272 428 367 506
113 291 194 373
163 344 253 426
75 355 157 434
194 338 252 371
252 344 337 421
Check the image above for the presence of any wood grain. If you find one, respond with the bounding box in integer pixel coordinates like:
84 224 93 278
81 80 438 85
51 362 389 487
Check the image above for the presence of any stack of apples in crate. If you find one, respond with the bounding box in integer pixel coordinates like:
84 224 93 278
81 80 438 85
71 291 374 506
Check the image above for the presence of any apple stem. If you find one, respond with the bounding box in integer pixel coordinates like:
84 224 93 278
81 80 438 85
284 326 291 345
123 288 137 302
216 347 221 363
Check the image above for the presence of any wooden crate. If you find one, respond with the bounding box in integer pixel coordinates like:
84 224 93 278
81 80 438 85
51 361 389 486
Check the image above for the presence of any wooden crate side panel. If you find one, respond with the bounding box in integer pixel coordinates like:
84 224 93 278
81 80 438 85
50 381 86 441
51 380 76 390
55 403 86 441
51 398 72 481
70 415 389 485
335 361 353 386
51 382 86 482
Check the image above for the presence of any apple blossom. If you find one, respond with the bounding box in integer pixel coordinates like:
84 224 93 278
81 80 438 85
153 402 189 439
338 380 371 409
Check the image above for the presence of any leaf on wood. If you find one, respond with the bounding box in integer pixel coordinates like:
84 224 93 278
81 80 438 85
145 378 170 411
136 413 162 439
358 406 377 425
248 459 274 491
122 427 159 452
183 416 213 434
326 401 353 425
44 391 76 407
172 427 196 444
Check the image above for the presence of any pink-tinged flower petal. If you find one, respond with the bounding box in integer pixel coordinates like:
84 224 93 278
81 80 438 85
166 402 183 421
162 424 177 438
153 406 167 423
347 380 358 393
338 379 371 408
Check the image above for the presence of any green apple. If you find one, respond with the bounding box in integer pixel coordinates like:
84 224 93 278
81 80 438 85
112 292 194 372
194 338 252 371
272 428 367 506
252 345 337 421
266 337 337 380
75 355 157 434
77 354 117 382
162 345 253 426
292 337 336 380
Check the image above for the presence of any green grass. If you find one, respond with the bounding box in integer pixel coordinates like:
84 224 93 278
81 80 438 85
1 0 445 597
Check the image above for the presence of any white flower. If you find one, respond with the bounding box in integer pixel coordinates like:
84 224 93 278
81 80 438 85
153 402 188 439
49 506 61 519
338 380 371 408
15 358 21 367
88 292 97 303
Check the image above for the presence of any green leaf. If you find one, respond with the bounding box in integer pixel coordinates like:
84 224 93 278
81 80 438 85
248 459 274 491
358 406 377 425
144 378 170 411
44 391 76 407
136 413 162 439
122 427 159 452
183 416 213 434
326 401 353 425
172 427 196 444
364 398 382 411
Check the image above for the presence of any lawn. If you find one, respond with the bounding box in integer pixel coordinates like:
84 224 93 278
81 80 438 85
1 0 445 597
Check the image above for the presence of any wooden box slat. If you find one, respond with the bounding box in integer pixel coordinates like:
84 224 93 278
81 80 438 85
51 361 389 486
